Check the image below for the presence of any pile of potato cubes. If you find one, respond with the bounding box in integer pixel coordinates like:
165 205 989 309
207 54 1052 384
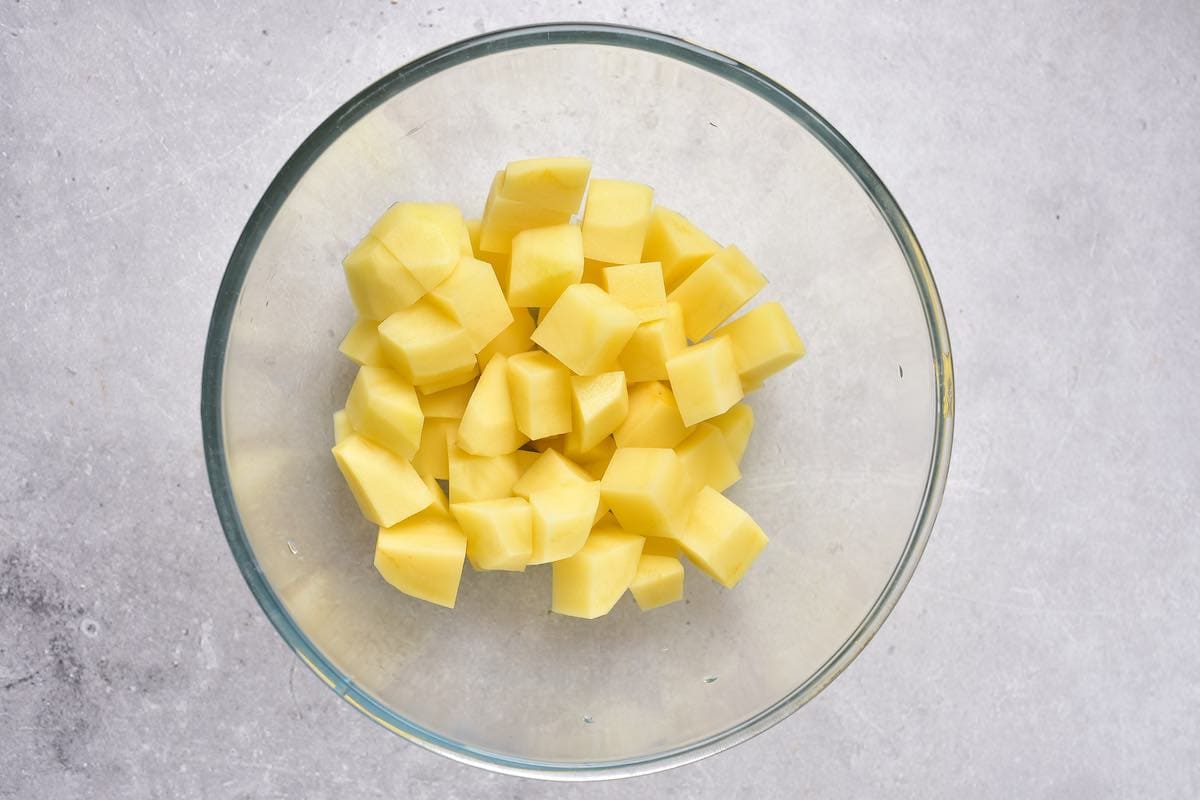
332 157 805 618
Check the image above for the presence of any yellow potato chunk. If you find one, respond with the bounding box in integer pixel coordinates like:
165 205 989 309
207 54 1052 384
629 554 685 610
417 379 475 419
479 171 572 254
375 510 466 608
452 497 533 572
447 447 535 504
427 256 514 351
581 258 609 286
370 202 467 290
333 409 353 444
531 284 639 376
332 434 432 527
613 381 692 448
618 302 687 383
711 301 806 385
600 447 692 538
506 351 573 440
551 521 644 619
667 245 767 341
676 422 741 493
678 487 768 588
465 217 511 291
342 235 426 320
641 536 680 557
377 300 478 390
709 403 755 464
344 366 423 459
665 337 744 427
338 318 387 366
528 483 602 564
508 224 584 308
411 417 457 480
570 371 629 452
476 307 535 368
581 179 654 264
511 448 591 499
500 156 592 214
456 354 527 456
641 206 721 291
601 261 666 310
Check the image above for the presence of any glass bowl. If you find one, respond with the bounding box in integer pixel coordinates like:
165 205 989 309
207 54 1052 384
201 22 954 780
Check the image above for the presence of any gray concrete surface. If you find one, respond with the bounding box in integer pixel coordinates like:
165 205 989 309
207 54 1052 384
2 1 1198 797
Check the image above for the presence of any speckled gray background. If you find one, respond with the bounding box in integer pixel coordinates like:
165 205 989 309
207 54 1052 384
2 1 1198 797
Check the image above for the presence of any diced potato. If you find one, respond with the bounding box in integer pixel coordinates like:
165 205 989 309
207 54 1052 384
427 256 514 351
581 179 654 264
710 403 755 464
417 379 475 419
641 536 680 557
581 258 609 286
618 302 687 383
711 301 806 385
600 447 692 538
338 318 387 366
377 300 478 389
641 206 721 291
676 423 741 493
511 448 591 498
411 417 457 480
507 351 573 440
344 366 423 460
332 434 432 527
375 510 466 608
678 487 768 588
629 554 685 610
563 431 616 467
479 171 573 254
342 236 427 320
531 284 639 376
476 307 535 368
665 337 744 427
600 262 666 310
370 202 467 290
551 521 644 618
332 409 353 444
613 381 692 448
582 458 610 481
508 224 584 308
456 354 527 456
528 483 602 564
570 371 629 452
447 446 531 504
500 156 592 214
416 363 480 395
667 245 767 341
452 497 533 572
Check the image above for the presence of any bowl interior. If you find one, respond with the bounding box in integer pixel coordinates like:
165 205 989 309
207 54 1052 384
207 26 951 776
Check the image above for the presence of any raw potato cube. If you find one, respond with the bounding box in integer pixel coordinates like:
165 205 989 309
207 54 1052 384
531 284 639 376
480 171 573 254
427 256 514 351
666 337 744 427
676 423 741 493
668 245 767 341
551 521 644 619
511 448 591 499
601 262 666 310
332 434 432 527
618 302 687 383
710 403 754 464
333 409 353 444
581 179 654 264
641 206 721 291
614 381 692 449
678 487 768 588
375 511 467 608
418 379 475 419
508 224 584 308
377 300 477 389
600 447 692 538
339 318 387 366
476 307 535 368
507 352 573 440
641 536 680 557
711 301 806 384
457 354 527 456
371 203 467 290
447 447 535 504
344 366 424 460
465 218 511 290
342 236 427 319
529 483 602 564
629 554 685 610
411 417 457 480
500 156 592 214
570 371 629 452
452 497 533 571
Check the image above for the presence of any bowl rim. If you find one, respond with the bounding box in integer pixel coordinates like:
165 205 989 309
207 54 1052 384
201 21 955 781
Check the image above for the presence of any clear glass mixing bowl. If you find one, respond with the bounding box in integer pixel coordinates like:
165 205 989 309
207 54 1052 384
201 23 954 780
